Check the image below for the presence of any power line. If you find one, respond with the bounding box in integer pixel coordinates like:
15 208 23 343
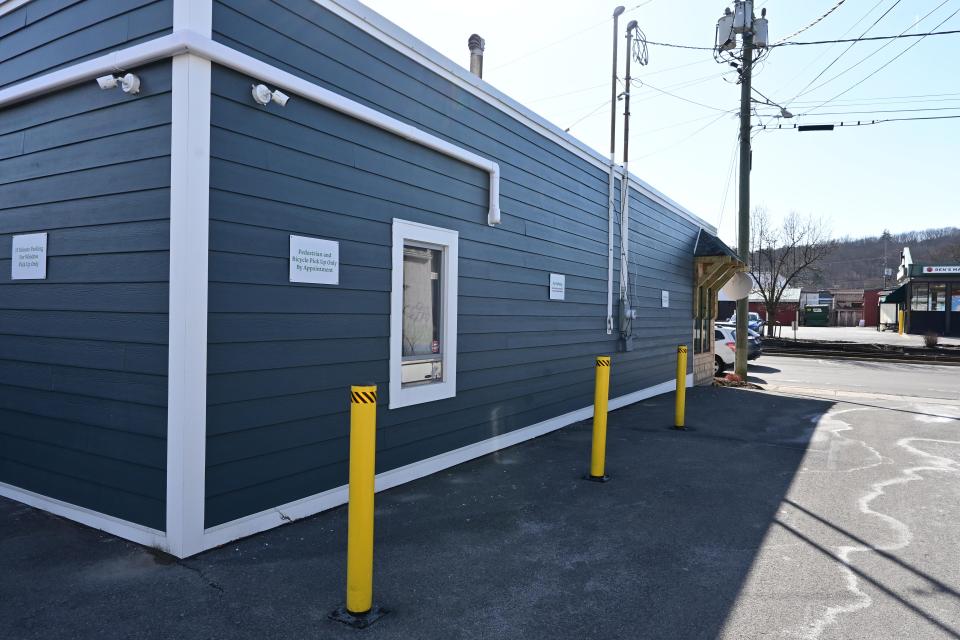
488 17 609 71
563 98 612 132
717 131 739 229
526 82 608 105
769 0 885 99
796 106 960 117
757 114 960 130
633 111 730 136
633 110 731 159
773 0 848 45
805 4 960 114
487 0 659 72
783 91 960 105
777 28 960 46
798 0 950 103
603 25 960 54
632 79 732 112
782 0 902 105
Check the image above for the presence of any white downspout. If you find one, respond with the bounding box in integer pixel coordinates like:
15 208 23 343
606 154 616 334
620 166 630 314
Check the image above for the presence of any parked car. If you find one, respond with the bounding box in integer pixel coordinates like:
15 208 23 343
714 324 763 375
727 311 764 333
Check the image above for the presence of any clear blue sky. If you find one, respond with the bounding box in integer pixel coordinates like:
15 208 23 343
360 0 959 246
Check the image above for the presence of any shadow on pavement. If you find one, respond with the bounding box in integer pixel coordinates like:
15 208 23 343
747 365 781 374
0 387 834 640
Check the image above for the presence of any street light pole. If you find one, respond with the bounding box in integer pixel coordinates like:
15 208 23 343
607 6 625 336
735 27 753 379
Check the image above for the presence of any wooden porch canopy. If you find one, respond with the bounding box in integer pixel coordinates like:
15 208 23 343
693 229 744 351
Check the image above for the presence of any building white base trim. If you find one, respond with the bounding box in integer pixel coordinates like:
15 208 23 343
200 375 684 554
0 481 167 550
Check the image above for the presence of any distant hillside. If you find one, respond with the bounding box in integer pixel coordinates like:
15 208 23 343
803 227 960 290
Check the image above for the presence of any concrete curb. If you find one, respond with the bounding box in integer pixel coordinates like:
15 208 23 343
756 384 960 405
761 350 960 366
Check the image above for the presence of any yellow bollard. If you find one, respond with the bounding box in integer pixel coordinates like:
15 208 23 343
898 309 904 335
674 345 687 429
587 356 611 482
330 385 386 628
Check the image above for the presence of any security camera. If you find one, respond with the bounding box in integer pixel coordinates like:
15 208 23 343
252 84 273 105
252 83 290 107
97 73 140 94
97 75 118 90
119 73 140 94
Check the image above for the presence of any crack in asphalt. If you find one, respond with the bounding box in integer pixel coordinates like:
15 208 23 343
803 434 960 640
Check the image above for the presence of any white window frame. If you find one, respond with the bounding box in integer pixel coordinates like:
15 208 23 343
390 219 459 409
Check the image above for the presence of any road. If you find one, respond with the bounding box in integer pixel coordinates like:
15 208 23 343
724 357 960 639
752 355 960 400
1 357 958 639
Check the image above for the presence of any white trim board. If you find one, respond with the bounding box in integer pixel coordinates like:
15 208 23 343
166 49 212 558
389 219 459 409
201 375 681 553
0 481 167 550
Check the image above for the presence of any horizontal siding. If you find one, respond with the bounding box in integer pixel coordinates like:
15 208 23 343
0 0 172 88
0 59 171 530
205 3 700 527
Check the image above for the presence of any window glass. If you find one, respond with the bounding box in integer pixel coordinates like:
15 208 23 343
402 245 442 358
401 245 443 388
715 329 725 340
911 283 929 311
930 283 947 312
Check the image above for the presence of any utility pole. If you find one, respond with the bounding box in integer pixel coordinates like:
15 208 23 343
716 1 766 379
734 27 753 379
619 20 639 352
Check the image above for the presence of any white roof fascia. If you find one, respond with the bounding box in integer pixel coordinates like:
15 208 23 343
318 0 715 233
0 0 33 18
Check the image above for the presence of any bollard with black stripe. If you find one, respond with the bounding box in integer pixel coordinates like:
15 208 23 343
330 384 388 628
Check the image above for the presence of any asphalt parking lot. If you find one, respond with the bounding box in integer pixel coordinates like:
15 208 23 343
1 358 958 640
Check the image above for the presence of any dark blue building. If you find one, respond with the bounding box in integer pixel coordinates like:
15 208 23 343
0 0 723 556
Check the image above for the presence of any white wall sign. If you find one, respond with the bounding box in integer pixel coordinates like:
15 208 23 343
549 273 565 301
289 235 339 285
923 265 960 274
661 290 670 308
11 233 47 280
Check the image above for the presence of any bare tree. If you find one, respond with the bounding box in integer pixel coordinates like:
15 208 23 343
749 208 835 336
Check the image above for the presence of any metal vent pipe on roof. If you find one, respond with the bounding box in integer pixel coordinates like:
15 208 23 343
468 34 485 78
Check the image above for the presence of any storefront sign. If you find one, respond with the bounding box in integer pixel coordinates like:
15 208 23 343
289 235 339 285
549 273 565 301
11 233 47 280
923 265 960 274
661 290 670 308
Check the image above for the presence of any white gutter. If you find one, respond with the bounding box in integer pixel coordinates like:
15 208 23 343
0 31 502 227
0 33 190 106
